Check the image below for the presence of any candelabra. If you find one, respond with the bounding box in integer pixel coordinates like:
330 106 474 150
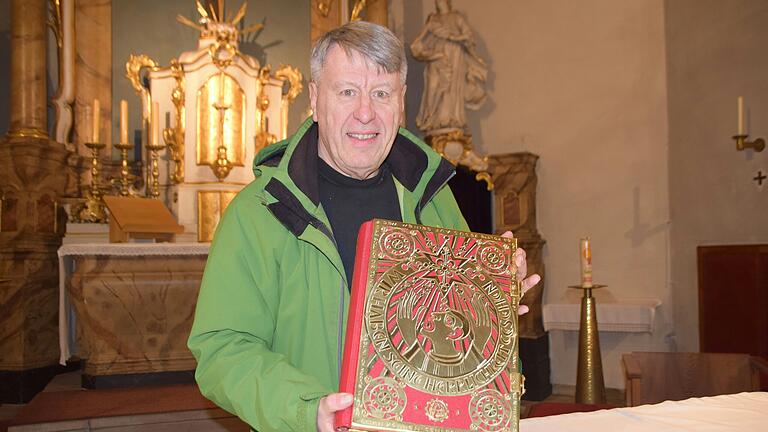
114 141 135 196
78 141 108 223
145 141 165 199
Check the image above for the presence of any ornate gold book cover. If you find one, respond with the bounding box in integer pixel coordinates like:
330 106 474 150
336 219 523 432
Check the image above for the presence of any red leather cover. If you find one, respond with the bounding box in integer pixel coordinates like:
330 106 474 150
335 219 522 432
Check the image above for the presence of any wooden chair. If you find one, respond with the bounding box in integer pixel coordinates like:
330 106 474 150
622 352 768 407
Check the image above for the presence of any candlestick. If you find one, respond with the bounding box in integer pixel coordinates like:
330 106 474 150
120 99 128 144
738 96 744 135
580 238 593 288
92 99 100 143
151 102 160 146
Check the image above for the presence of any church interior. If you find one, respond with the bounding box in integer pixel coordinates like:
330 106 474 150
0 0 766 430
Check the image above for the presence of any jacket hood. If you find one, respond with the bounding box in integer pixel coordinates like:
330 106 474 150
253 117 454 209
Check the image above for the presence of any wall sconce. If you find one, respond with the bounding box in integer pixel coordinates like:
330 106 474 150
733 96 765 152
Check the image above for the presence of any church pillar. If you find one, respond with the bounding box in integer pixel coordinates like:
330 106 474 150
0 0 76 404
7 0 48 138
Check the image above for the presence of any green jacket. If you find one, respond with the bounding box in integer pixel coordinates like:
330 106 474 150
188 119 468 431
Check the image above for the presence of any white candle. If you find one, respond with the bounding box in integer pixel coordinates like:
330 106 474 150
92 99 100 143
120 99 128 144
738 96 744 135
580 238 593 288
151 102 160 146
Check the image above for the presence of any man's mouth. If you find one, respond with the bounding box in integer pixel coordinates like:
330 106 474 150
347 132 378 140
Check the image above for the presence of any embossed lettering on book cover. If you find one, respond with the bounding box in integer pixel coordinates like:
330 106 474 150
336 219 524 432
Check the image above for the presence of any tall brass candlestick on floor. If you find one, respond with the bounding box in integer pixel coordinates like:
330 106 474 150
570 284 607 404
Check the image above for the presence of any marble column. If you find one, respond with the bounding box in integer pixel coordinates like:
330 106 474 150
74 0 112 158
0 0 76 404
7 0 48 139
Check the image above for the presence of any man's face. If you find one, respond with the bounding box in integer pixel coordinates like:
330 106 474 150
309 45 406 180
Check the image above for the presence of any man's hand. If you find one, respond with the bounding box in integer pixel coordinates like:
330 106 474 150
317 392 353 432
501 231 541 315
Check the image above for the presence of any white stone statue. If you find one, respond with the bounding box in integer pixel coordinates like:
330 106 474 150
411 0 487 136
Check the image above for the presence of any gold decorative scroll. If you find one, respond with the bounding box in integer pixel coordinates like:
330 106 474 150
274 64 304 140
197 190 237 242
126 54 159 124
254 66 276 153
163 58 186 184
197 73 246 177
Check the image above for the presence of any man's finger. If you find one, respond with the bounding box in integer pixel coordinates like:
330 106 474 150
321 393 353 412
518 304 529 316
501 231 514 238
522 274 541 295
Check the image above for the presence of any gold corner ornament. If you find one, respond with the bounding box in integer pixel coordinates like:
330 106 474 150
254 66 276 153
125 54 158 124
428 131 494 191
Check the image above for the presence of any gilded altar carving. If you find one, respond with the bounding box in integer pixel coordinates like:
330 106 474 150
164 59 186 184
125 54 158 125
197 73 246 180
275 65 304 140
197 190 237 242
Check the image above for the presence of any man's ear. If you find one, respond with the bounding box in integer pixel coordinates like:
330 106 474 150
309 81 319 121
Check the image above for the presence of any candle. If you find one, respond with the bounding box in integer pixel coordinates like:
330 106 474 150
738 96 744 135
92 99 100 143
120 99 128 144
580 238 593 288
151 102 160 146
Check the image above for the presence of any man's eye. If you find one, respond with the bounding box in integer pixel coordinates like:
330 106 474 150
340 89 355 97
373 90 389 99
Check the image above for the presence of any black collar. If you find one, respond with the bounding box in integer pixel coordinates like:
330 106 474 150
286 123 429 206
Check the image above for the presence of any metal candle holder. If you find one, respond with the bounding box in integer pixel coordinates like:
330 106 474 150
568 283 607 404
732 134 765 152
80 141 108 223
114 141 135 196
145 141 165 199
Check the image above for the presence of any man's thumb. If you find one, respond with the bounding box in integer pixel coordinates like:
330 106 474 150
324 393 354 411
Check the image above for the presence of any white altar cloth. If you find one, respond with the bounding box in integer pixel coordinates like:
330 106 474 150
57 243 210 364
543 298 661 333
520 392 768 432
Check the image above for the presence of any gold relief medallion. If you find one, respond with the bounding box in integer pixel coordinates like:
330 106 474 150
362 377 406 421
469 389 512 432
425 399 450 423
364 224 517 397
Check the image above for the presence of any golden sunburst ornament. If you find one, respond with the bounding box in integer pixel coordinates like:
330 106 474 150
177 0 264 41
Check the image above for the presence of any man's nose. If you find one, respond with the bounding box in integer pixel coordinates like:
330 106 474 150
353 95 375 123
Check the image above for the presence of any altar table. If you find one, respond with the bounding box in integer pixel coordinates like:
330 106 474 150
58 243 209 383
519 392 768 431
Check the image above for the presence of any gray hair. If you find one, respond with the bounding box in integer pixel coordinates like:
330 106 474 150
310 21 407 85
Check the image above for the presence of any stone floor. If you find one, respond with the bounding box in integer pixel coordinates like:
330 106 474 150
0 371 626 428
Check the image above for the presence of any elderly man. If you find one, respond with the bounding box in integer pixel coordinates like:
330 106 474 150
188 21 540 432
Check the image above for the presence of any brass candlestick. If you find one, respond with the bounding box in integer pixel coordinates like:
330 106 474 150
569 283 607 404
114 141 135 196
79 141 108 223
732 134 765 152
146 141 165 199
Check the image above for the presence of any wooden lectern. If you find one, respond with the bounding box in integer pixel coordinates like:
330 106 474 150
103 196 184 243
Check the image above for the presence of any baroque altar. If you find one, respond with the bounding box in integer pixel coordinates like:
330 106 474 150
121 1 302 242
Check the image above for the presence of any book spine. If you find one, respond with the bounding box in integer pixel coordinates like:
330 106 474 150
334 220 375 430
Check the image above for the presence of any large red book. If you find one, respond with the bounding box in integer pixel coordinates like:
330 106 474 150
336 219 523 432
